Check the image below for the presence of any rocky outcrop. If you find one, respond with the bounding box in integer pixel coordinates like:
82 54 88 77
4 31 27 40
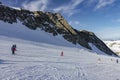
0 3 117 56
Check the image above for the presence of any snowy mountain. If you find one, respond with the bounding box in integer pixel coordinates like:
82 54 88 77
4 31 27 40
1 3 120 80
104 40 120 56
0 3 117 56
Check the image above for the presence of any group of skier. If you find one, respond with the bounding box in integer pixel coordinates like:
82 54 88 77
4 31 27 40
10 44 119 64
98 58 119 64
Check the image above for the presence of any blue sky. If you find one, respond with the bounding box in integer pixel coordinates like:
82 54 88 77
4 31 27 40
0 0 120 40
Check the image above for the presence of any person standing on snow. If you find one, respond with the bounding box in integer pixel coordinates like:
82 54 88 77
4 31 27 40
116 59 119 64
11 44 17 55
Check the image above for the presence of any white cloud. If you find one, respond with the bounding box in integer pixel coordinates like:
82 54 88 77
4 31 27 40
53 0 116 16
74 21 81 25
21 0 116 14
94 0 115 10
116 19 120 22
69 21 81 26
69 20 87 27
53 0 84 16
22 0 49 11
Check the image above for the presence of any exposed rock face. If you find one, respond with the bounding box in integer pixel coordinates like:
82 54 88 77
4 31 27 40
0 3 117 56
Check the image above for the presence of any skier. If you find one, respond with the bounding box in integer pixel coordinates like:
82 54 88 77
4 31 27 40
61 51 63 56
111 58 113 61
116 59 119 64
98 58 101 61
11 44 17 55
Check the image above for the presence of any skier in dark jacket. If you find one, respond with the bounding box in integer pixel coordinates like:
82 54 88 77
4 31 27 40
116 59 119 64
11 44 16 55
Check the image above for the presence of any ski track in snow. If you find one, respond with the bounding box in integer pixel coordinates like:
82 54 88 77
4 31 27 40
0 61 87 80
0 36 120 80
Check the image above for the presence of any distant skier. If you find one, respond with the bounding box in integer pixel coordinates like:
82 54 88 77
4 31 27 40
97 58 101 64
116 59 119 64
111 58 113 61
11 44 17 55
61 51 64 56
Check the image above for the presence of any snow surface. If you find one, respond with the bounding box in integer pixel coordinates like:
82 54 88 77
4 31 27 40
0 36 120 80
104 40 120 56
89 43 107 55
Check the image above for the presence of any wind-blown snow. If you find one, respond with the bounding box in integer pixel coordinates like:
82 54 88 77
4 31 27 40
0 36 120 80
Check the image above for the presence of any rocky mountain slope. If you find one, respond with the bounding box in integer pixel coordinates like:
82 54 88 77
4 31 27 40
0 3 117 56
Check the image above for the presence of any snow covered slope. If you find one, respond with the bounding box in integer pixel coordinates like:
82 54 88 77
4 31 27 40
0 21 81 47
104 40 120 56
0 36 120 80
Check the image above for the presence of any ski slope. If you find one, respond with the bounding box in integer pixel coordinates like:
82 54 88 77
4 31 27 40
0 36 120 80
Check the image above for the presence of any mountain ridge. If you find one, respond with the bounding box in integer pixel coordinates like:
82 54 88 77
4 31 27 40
0 3 117 56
